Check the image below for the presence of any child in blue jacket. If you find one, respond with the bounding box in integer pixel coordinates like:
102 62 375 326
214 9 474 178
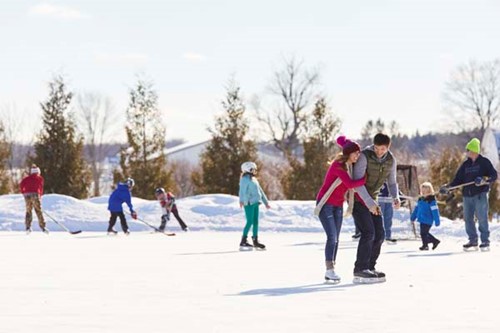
107 178 137 235
411 182 440 250
238 161 270 250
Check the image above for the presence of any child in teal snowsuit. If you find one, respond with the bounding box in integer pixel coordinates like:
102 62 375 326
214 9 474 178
239 161 270 250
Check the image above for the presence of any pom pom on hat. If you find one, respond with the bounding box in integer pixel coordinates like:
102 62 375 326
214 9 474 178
336 135 360 155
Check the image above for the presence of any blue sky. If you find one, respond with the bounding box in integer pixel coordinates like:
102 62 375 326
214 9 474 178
1 0 500 143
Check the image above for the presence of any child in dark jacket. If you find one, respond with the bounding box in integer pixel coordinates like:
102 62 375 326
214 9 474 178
411 182 440 251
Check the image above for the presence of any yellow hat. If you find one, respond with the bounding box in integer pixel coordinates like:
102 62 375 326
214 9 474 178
465 138 480 154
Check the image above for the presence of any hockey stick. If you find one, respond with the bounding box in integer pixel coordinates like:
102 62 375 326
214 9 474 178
125 212 175 236
43 211 82 234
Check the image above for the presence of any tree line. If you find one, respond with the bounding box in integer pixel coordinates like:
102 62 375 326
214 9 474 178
0 57 500 219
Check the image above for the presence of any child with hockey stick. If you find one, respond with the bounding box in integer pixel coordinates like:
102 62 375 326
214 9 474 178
154 188 189 232
411 182 441 251
315 136 365 283
238 161 270 251
107 178 137 235
20 164 48 234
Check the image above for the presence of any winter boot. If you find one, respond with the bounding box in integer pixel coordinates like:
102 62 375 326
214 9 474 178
352 232 361 240
419 245 429 251
239 236 253 251
432 239 441 250
252 236 266 251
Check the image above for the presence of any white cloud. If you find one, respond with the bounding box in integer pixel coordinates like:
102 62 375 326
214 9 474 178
183 52 206 63
94 52 149 66
28 3 88 20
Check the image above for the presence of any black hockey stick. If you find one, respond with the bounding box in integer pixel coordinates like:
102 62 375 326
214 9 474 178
43 211 82 234
126 212 175 236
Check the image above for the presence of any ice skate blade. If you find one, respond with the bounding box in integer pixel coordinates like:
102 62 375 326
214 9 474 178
324 278 341 285
254 247 266 251
463 247 478 252
239 246 254 252
480 247 490 252
353 277 386 284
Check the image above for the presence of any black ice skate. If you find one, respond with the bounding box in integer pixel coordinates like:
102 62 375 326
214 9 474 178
480 243 490 252
107 229 118 236
463 242 478 252
385 238 397 245
252 236 266 251
419 245 429 251
239 236 253 251
371 269 386 282
41 227 49 234
352 232 361 240
432 239 441 250
353 270 380 284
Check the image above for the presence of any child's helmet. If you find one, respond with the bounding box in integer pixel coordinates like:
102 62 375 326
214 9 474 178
155 187 165 195
126 178 135 188
241 161 257 174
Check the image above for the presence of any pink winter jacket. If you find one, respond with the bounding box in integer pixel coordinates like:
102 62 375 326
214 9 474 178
316 161 365 207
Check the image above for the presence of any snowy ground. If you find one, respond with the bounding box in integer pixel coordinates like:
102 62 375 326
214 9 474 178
0 231 499 333
1 194 500 332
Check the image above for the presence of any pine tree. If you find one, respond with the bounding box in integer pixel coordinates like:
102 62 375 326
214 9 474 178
430 147 465 220
193 81 258 195
281 97 341 199
113 78 174 199
31 76 90 198
0 122 10 194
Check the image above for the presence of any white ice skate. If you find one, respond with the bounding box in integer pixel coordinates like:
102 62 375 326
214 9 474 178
324 269 341 284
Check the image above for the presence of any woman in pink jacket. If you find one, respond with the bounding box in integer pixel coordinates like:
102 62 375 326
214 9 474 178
316 136 365 283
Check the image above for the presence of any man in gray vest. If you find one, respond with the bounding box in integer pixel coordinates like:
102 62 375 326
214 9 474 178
351 133 400 283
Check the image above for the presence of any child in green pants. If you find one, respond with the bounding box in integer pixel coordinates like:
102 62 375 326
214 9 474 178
238 161 271 250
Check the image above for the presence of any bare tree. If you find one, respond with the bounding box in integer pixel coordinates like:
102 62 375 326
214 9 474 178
255 57 320 156
76 92 119 196
0 103 36 190
443 59 500 134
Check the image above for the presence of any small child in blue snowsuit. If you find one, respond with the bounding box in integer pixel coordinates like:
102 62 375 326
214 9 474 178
411 182 441 251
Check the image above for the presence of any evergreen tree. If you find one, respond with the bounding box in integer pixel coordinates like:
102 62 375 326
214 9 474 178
0 121 10 194
113 78 174 199
430 147 465 220
193 81 258 195
31 76 90 198
281 97 341 199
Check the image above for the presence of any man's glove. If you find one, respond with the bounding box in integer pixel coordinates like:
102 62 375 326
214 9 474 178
131 211 138 219
439 186 449 195
475 176 489 186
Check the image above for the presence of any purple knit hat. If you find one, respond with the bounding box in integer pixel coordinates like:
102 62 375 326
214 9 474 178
337 136 361 155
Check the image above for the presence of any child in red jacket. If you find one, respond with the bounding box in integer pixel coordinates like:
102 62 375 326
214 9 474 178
19 165 48 234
